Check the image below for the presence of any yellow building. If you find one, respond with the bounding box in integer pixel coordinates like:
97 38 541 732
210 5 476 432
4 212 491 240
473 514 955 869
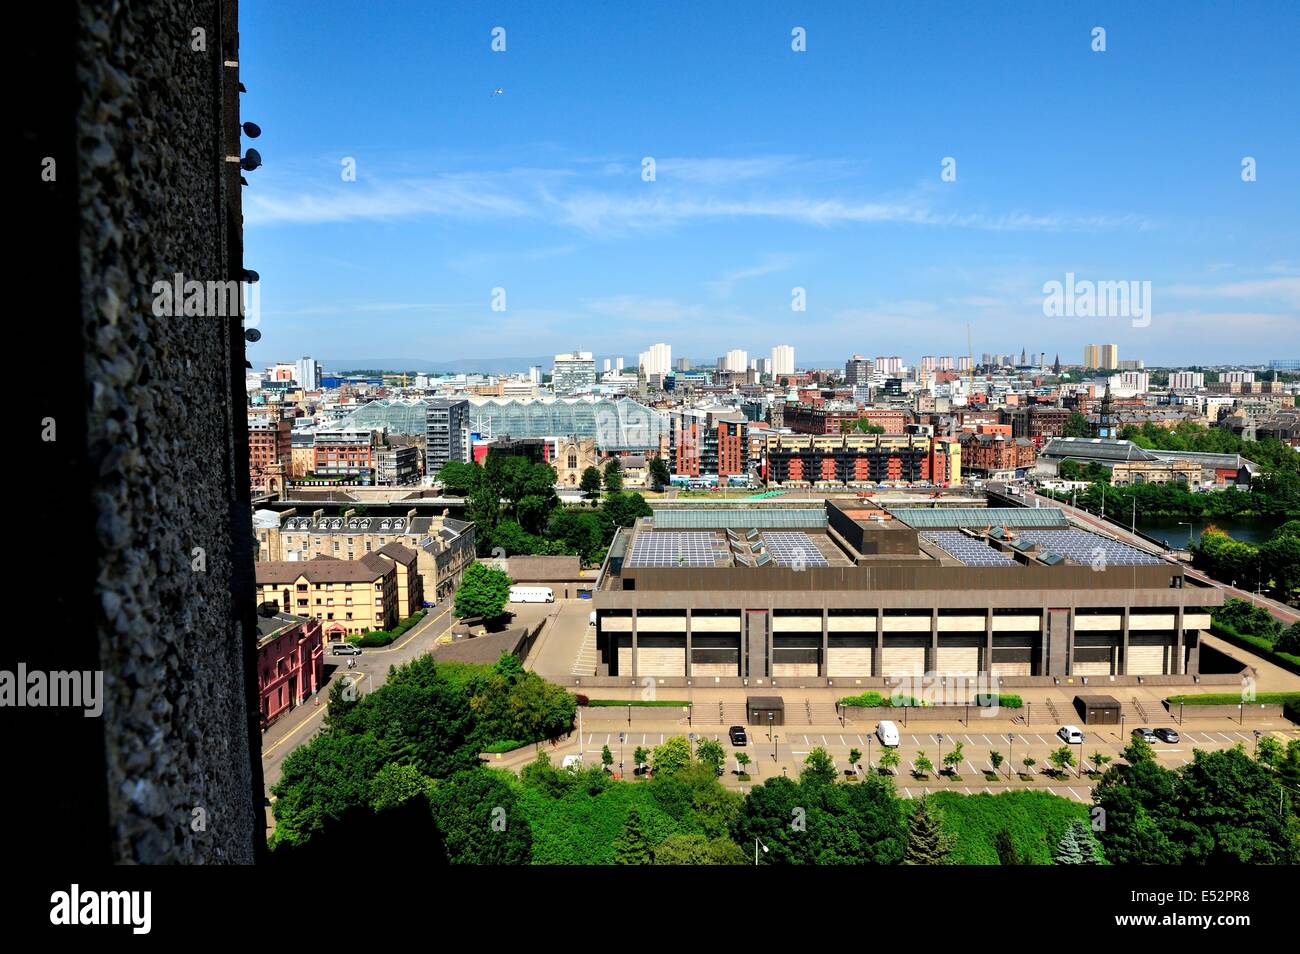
255 554 399 640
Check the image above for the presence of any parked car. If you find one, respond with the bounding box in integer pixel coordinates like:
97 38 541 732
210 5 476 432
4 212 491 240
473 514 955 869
561 754 583 770
329 642 362 656
728 726 748 746
1057 725 1085 744
876 720 901 747
1154 728 1180 743
1132 727 1158 743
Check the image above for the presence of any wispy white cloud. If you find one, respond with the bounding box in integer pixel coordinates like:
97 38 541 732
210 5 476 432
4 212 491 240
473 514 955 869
245 154 1150 236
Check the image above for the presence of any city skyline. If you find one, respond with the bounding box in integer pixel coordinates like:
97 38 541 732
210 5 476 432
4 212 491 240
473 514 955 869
241 1 1299 365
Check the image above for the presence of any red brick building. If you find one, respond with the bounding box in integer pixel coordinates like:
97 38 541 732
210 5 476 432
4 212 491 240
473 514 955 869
959 432 1037 475
248 418 291 492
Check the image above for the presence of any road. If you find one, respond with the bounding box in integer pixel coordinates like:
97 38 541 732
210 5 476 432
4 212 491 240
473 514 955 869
259 604 455 795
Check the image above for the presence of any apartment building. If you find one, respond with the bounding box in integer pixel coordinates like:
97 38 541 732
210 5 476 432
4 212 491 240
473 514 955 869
762 433 960 487
255 554 400 639
254 508 476 603
248 418 291 493
255 609 324 729
425 398 469 476
312 429 376 482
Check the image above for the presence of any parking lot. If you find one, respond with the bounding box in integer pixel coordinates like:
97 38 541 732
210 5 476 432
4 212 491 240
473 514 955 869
521 718 1300 804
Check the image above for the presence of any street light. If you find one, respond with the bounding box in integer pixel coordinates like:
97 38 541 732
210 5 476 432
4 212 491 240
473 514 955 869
773 733 779 763
1177 521 1193 547
754 837 769 866
768 711 774 742
867 734 873 776
1253 729 1262 757
937 732 944 778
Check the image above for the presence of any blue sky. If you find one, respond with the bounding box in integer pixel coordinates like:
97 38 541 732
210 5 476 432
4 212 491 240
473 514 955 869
241 1 1299 369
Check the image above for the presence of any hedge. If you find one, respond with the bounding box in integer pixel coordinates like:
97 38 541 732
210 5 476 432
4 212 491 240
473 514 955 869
1166 692 1300 707
838 692 924 708
980 694 1023 709
585 699 690 708
483 739 527 754
352 610 429 647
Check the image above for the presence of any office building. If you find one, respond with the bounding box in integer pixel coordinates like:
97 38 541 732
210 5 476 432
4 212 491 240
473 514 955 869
552 351 597 395
425 398 470 476
592 501 1222 682
311 429 376 482
844 354 871 386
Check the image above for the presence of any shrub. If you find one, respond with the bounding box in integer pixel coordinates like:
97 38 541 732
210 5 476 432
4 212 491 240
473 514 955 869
574 693 590 707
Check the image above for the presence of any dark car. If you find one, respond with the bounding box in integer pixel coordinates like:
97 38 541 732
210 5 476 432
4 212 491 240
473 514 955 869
728 726 748 746
1132 727 1157 743
1154 728 1180 743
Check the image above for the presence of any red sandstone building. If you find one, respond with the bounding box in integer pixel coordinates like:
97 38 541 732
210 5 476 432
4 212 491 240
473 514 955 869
248 418 292 493
959 432 1037 476
255 609 324 730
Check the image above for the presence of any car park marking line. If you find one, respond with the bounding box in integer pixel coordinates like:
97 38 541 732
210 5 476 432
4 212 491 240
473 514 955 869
964 787 972 795
967 761 978 776
604 734 610 745
1233 732 1253 742
1035 735 1049 745
839 735 846 746
1217 733 1235 742
964 735 976 745
982 736 992 745
1066 787 1084 801
983 787 993 795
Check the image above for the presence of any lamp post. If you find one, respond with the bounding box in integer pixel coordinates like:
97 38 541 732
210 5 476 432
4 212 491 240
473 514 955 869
773 733 779 763
937 732 944 778
754 837 768 866
1177 521 1193 547
1007 732 1015 779
768 711 774 742
1253 728 1262 757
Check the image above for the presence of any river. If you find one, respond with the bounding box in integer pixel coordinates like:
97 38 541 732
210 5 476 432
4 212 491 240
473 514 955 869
1133 516 1286 547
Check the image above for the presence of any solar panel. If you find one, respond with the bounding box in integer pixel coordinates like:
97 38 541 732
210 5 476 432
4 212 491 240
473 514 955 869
922 531 1016 567
626 532 727 568
1016 530 1163 566
762 531 830 567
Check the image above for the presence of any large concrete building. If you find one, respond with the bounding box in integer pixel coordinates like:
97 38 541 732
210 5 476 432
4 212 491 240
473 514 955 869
425 398 469 476
591 501 1223 686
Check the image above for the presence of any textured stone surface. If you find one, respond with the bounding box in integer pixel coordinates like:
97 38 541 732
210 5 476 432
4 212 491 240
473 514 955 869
77 0 257 864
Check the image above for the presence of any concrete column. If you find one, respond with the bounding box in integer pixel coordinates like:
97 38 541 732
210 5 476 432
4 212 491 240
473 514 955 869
684 609 692 679
873 611 883 677
1173 606 1185 676
630 608 638 680
1039 610 1050 677
766 606 774 680
984 608 994 676
930 609 939 673
1120 607 1131 676
820 608 829 678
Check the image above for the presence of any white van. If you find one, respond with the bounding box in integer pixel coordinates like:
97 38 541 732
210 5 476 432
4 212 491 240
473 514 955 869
509 585 554 604
561 754 583 770
1057 725 1085 744
588 610 597 626
876 720 900 747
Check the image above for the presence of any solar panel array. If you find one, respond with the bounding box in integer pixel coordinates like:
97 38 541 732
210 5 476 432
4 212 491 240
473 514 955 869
922 531 1016 567
626 532 727 568
762 531 830 567
1016 530 1164 566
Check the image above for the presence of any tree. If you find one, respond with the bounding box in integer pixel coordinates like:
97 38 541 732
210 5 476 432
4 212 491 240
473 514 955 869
1090 752 1112 776
579 466 602 498
601 744 614 773
801 747 838 787
1049 746 1076 777
1275 622 1300 655
633 746 649 775
1054 820 1100 865
653 833 746 865
613 806 653 864
848 747 863 775
428 768 533 865
1021 756 1036 777
989 750 1004 777
368 762 429 812
879 748 901 776
904 796 954 865
603 457 624 492
648 455 671 491
696 737 725 776
602 491 652 529
734 751 752 778
652 736 694 775
913 752 933 778
995 828 1024 865
1063 411 1091 438
453 562 511 621
436 460 481 496
943 741 965 778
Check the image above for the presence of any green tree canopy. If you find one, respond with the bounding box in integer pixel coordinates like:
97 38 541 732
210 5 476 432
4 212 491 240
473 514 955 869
454 562 512 620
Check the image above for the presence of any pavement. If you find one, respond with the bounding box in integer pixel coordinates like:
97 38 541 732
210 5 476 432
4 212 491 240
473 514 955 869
486 707 1300 802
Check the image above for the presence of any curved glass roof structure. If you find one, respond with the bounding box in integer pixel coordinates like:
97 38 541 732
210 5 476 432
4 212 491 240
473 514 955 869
464 397 667 451
333 399 431 435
